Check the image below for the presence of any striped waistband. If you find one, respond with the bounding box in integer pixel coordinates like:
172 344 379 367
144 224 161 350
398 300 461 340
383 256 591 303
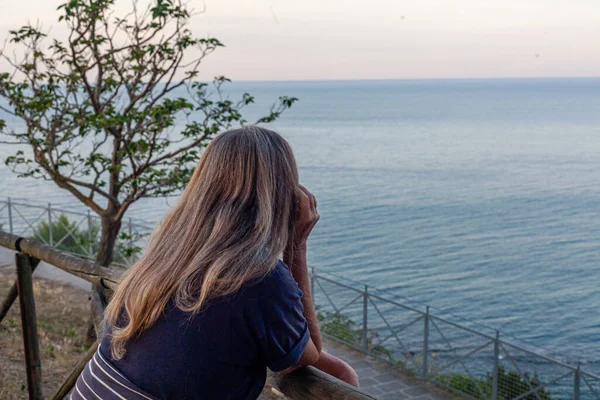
72 347 159 400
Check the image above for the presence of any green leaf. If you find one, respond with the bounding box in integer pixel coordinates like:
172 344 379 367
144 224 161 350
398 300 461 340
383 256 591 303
0 0 297 266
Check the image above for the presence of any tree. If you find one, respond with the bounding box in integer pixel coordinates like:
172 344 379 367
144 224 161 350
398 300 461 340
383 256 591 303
0 0 296 335
0 0 296 266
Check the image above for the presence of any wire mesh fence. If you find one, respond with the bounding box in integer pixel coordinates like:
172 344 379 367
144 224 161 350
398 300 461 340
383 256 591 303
427 316 496 400
1 197 598 400
581 373 600 400
0 198 152 266
311 270 598 400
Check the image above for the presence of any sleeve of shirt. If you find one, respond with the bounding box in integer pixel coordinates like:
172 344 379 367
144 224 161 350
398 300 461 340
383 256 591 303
256 260 310 372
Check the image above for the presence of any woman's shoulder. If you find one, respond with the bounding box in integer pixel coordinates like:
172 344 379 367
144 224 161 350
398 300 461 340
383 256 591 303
243 259 302 299
251 259 295 283
239 259 305 335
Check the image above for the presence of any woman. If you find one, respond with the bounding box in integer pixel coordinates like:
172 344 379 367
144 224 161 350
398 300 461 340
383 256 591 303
73 126 358 399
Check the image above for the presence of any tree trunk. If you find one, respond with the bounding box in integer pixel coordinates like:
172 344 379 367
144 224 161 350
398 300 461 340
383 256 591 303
86 212 122 344
96 214 122 267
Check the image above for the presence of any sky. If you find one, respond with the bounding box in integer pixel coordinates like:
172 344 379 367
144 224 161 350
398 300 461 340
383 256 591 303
1 0 600 81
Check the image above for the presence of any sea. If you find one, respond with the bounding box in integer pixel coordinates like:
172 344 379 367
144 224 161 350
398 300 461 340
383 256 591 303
1 77 600 364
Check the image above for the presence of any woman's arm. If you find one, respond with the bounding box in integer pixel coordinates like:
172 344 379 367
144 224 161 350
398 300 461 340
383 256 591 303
284 185 322 353
282 185 359 387
314 351 359 387
284 241 322 353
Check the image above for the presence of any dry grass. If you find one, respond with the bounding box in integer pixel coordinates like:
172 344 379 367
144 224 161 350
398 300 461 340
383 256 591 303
0 266 285 400
0 267 90 399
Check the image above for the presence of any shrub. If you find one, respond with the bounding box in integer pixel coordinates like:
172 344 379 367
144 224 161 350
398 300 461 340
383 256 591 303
33 213 142 264
34 214 98 256
437 367 552 400
317 308 361 346
496 367 551 400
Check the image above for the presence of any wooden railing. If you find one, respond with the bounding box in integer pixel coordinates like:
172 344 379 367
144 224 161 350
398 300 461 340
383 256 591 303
0 231 376 400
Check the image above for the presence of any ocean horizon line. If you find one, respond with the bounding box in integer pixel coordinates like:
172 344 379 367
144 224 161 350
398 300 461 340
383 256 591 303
229 75 600 84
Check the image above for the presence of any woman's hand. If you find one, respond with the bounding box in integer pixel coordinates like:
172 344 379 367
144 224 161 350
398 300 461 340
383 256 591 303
292 185 320 246
315 351 360 387
282 351 359 388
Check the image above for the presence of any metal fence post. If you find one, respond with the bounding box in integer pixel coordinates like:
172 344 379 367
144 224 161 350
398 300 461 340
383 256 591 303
87 210 93 258
8 197 14 234
15 253 43 400
574 361 581 400
423 306 430 380
47 203 53 245
362 285 368 353
492 330 500 400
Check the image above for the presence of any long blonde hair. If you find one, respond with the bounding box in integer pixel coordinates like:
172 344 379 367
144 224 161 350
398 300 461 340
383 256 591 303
105 126 299 359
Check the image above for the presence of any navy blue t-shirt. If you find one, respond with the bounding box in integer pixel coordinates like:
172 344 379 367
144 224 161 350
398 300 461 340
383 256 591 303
99 260 309 399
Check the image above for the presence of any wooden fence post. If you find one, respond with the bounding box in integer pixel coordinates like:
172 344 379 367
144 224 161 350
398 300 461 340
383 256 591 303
90 288 106 339
0 257 40 324
16 253 43 400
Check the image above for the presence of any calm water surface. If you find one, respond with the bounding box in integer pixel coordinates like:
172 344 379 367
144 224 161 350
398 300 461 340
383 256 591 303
2 78 600 361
